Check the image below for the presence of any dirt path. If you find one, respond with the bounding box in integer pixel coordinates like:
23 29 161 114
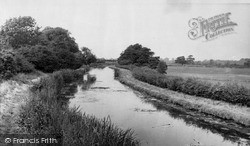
0 73 43 134
114 67 250 127
0 80 31 133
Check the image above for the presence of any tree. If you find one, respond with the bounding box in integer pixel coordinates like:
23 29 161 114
38 27 83 70
157 60 168 74
0 16 40 49
18 45 59 72
81 47 97 64
244 59 250 67
118 43 159 68
186 55 195 64
148 57 160 69
175 56 186 65
41 27 79 53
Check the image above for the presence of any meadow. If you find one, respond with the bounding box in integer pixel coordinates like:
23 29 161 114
167 66 250 89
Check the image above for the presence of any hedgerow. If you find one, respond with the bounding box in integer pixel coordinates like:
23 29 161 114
132 67 250 107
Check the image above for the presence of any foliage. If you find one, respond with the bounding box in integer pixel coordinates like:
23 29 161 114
244 59 250 67
0 16 40 49
186 55 195 64
1 16 92 73
40 27 79 53
118 43 160 69
132 67 250 107
157 60 168 74
81 47 97 64
18 45 59 72
0 47 34 80
175 56 186 65
20 68 139 146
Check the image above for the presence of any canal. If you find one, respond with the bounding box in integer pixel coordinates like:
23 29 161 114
69 67 249 146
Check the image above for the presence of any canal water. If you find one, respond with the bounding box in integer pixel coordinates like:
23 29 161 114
69 67 249 146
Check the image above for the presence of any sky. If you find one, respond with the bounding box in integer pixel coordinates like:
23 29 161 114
0 0 250 60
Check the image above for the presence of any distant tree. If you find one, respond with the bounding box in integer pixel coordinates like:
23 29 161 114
118 43 159 68
81 47 97 64
209 59 215 65
186 55 195 64
157 60 168 74
175 56 186 65
244 59 250 67
0 16 40 49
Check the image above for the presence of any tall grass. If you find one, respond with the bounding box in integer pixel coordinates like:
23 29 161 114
132 67 250 107
18 67 139 146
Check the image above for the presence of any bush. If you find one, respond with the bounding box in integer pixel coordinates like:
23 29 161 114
132 67 250 107
157 60 167 74
0 48 34 80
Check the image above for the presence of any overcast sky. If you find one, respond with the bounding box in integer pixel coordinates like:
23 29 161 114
1 0 250 60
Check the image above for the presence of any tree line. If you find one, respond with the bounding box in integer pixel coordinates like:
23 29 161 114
0 16 97 79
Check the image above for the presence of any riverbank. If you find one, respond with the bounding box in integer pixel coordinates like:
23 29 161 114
0 72 43 134
112 67 250 127
8 68 139 145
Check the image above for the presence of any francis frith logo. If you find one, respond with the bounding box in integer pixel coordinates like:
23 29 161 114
188 12 237 41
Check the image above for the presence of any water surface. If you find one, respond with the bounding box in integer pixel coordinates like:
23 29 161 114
69 67 249 146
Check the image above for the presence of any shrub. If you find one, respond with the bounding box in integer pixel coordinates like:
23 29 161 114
0 48 34 80
132 67 250 107
157 60 168 74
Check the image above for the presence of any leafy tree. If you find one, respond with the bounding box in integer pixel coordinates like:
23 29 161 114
157 60 168 74
175 56 186 65
81 47 97 64
18 45 59 72
41 27 79 53
118 43 159 68
244 59 250 67
38 27 83 71
0 16 40 49
148 57 160 69
186 55 195 64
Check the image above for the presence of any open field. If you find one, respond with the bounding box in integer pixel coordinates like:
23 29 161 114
167 66 250 89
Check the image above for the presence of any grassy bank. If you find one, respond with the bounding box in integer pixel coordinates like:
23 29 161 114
113 67 250 126
17 67 139 146
132 67 250 107
0 71 44 134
